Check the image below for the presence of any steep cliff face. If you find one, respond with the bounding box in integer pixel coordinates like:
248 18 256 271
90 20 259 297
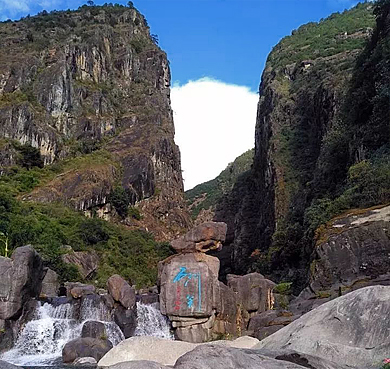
185 149 254 225
0 5 190 240
215 3 377 287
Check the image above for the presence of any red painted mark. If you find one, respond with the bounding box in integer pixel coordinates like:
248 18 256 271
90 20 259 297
175 285 181 311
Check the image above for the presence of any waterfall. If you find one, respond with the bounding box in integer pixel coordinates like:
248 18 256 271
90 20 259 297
1 297 124 366
134 302 173 339
1 299 171 366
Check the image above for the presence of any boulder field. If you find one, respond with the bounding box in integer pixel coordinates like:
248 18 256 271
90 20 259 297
98 286 390 369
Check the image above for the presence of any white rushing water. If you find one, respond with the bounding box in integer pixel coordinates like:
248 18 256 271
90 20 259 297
1 299 171 366
1 298 124 366
135 302 173 339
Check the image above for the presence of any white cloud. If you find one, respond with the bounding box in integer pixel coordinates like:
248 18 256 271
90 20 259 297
171 77 258 191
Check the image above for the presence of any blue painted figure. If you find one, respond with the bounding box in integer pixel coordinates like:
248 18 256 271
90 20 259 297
186 294 194 308
173 266 202 311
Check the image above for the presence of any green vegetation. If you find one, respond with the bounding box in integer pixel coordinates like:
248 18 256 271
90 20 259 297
0 145 169 287
268 2 375 69
273 282 292 295
0 2 154 52
0 148 117 195
186 149 254 219
0 184 173 286
108 187 132 218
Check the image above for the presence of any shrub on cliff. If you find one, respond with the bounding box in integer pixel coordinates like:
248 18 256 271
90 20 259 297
0 185 170 286
108 187 131 218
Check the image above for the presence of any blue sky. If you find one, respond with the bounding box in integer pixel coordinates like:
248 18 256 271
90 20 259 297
0 0 369 188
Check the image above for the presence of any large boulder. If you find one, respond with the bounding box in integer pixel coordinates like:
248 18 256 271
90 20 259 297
171 222 227 254
62 337 113 363
70 284 96 299
212 281 238 336
98 336 260 367
248 310 299 341
227 273 275 315
159 253 220 318
255 286 390 368
257 349 349 369
107 275 136 309
113 305 137 338
297 204 390 315
103 361 167 369
173 345 307 369
62 250 99 279
82 321 107 339
98 336 197 367
0 246 44 320
40 268 59 298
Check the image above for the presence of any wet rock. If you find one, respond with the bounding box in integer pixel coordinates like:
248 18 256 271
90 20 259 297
113 305 137 338
63 251 100 279
73 356 98 366
62 337 113 363
107 275 136 309
255 286 390 368
171 222 227 253
82 321 107 339
40 268 59 298
136 293 159 305
0 360 20 369
70 284 96 299
0 246 44 320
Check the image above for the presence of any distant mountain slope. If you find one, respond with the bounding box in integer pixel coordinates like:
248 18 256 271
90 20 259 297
0 4 190 241
214 2 378 289
185 149 254 224
0 4 189 286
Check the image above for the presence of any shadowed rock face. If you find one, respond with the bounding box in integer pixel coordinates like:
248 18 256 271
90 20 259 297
62 336 113 363
255 286 390 368
0 246 43 320
211 4 376 286
171 222 227 254
0 6 190 240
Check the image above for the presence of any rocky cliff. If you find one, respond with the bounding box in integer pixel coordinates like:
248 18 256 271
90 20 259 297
185 149 254 225
214 3 380 288
0 4 190 240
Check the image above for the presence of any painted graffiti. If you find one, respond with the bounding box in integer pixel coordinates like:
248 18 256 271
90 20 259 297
186 294 194 308
173 266 202 311
175 285 181 311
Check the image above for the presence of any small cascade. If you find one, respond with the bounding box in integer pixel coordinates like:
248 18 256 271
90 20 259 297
134 302 173 339
1 301 79 366
1 297 124 366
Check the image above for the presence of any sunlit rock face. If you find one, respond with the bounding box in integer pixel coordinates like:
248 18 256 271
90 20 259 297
0 5 190 240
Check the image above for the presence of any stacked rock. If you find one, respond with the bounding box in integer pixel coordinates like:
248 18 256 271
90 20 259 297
159 222 276 343
159 222 228 342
